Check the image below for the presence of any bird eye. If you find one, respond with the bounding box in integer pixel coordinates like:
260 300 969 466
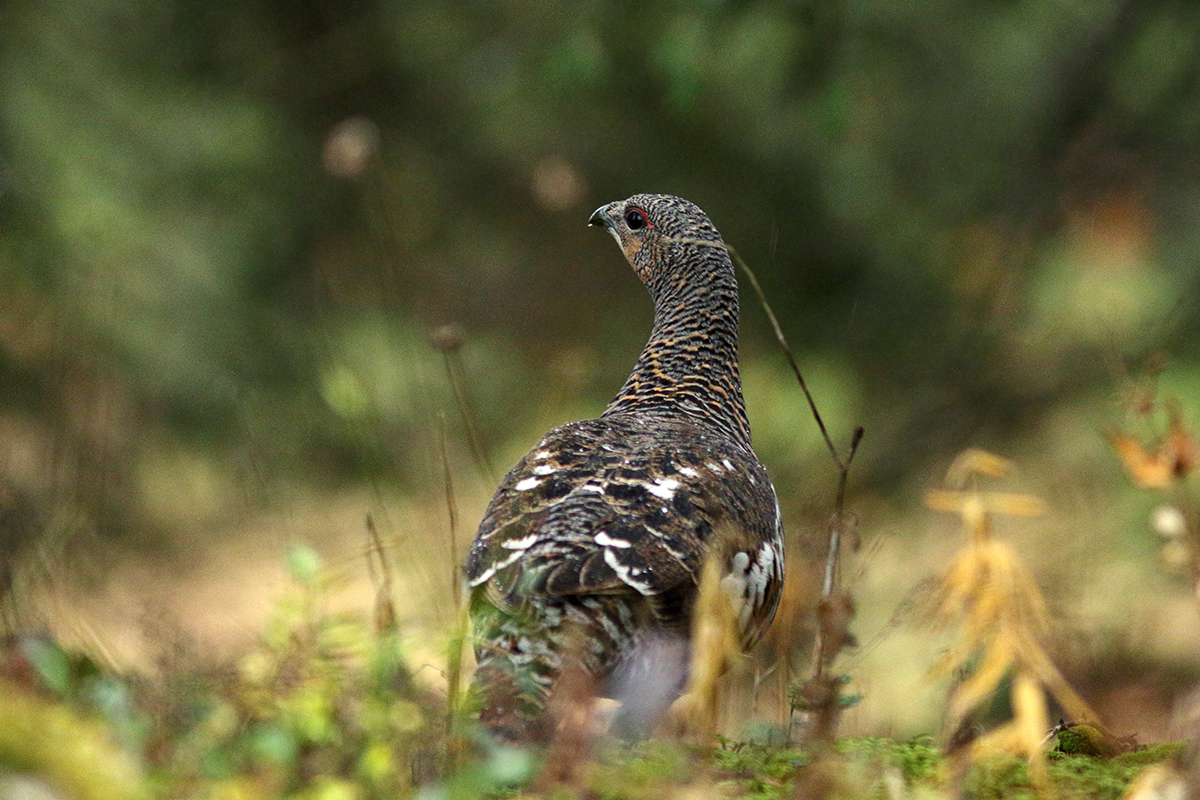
624 208 648 230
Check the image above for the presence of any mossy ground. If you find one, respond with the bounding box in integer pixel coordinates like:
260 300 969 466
0 549 1188 800
500 735 1184 800
0 636 1186 800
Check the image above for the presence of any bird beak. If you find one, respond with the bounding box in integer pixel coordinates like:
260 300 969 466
588 206 609 229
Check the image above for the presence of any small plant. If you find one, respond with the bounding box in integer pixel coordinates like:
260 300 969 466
1108 374 1200 597
923 449 1103 794
0 639 149 800
161 543 441 799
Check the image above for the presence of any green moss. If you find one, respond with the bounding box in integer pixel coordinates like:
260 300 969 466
963 756 1037 800
953 745 1188 800
837 735 943 786
712 737 809 799
583 741 699 800
0 680 150 800
889 734 943 783
1047 745 1188 800
1116 743 1187 766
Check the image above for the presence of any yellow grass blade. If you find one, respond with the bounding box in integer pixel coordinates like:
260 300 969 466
946 638 1015 730
947 449 1017 487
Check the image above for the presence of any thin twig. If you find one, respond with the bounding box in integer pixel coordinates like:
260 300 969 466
727 242 864 501
445 351 496 480
724 243 864 739
727 245 856 473
431 325 496 481
438 412 461 609
364 514 399 634
823 428 865 600
438 411 468 749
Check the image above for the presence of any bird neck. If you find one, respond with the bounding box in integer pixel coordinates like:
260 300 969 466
603 246 752 446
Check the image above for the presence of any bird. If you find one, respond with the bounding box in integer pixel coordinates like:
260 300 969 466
464 194 784 743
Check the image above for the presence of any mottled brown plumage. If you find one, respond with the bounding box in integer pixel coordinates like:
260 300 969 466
466 194 784 742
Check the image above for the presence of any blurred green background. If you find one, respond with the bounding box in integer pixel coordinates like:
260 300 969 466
1 0 1199 739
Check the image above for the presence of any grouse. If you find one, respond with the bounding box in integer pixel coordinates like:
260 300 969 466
465 194 784 743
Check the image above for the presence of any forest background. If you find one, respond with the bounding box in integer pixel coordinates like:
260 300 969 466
2 0 1199 744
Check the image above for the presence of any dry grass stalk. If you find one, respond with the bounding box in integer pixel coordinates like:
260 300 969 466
443 599 472 771
925 449 1102 795
364 514 397 635
536 629 605 789
433 408 473 762
430 324 495 481
671 553 743 745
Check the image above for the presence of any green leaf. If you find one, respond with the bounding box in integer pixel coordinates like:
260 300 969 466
20 637 72 696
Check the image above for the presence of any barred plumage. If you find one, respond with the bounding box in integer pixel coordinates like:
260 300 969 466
465 194 784 742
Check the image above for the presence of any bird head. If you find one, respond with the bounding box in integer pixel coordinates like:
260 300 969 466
589 194 725 291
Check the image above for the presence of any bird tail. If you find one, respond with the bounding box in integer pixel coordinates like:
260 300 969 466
469 591 694 743
468 596 564 743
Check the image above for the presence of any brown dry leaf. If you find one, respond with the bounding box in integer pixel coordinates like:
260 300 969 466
1163 412 1200 479
1110 432 1176 490
1109 411 1200 490
816 589 857 660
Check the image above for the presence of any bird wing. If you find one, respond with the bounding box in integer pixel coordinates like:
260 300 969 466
465 416 776 621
